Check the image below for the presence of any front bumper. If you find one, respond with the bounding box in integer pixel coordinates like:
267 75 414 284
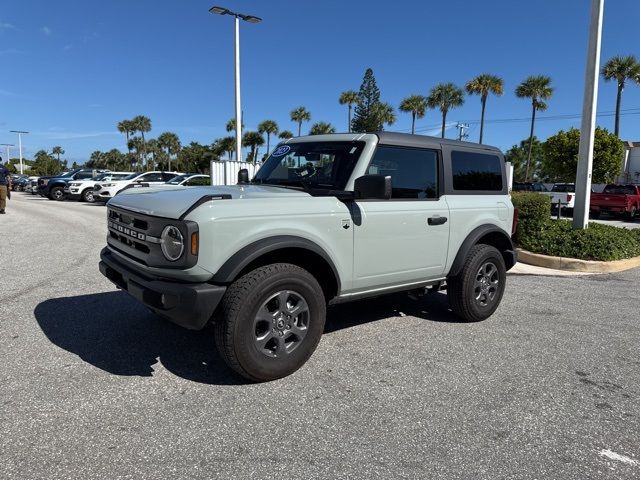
99 247 226 330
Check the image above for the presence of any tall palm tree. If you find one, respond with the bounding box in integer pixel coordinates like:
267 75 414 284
309 122 336 135
242 131 265 163
399 95 427 134
215 136 236 161
370 102 396 131
157 132 181 171
601 55 640 137
465 74 504 143
131 115 152 169
257 120 279 156
427 83 465 139
278 130 294 140
290 107 311 136
51 146 64 162
226 118 244 133
338 90 360 133
127 136 145 171
515 75 553 181
146 139 162 170
117 120 134 153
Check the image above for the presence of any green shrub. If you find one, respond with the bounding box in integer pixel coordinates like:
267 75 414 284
511 192 551 243
517 219 640 261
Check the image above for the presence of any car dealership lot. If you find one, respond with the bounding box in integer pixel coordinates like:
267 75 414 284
1 193 639 479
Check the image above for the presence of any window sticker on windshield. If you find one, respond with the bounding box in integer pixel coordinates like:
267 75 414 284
272 145 291 157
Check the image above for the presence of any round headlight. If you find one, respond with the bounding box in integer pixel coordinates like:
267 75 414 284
160 225 184 261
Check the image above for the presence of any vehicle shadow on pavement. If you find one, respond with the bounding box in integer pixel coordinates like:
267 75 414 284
34 291 244 385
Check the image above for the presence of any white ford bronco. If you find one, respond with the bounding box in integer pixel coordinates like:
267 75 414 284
100 132 516 381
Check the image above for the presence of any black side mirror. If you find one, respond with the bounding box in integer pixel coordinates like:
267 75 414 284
237 168 249 184
354 174 392 200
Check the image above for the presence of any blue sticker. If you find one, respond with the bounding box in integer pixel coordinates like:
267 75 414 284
272 145 291 157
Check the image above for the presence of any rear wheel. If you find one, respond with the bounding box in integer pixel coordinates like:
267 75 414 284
82 188 96 203
214 263 326 382
447 244 506 322
625 206 637 221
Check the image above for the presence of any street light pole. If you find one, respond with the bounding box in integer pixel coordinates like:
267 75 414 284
209 6 261 164
573 0 604 229
10 130 29 174
0 144 14 168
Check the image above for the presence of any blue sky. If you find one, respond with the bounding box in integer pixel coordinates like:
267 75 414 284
1 0 640 163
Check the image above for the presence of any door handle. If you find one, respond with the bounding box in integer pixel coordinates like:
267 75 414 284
428 216 447 226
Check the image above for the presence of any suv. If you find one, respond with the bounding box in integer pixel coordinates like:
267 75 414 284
66 172 132 202
93 171 181 201
38 169 108 200
99 133 516 381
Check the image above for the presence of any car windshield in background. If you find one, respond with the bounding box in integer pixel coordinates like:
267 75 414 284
552 184 574 192
121 173 139 181
167 175 188 184
603 185 635 195
254 141 366 191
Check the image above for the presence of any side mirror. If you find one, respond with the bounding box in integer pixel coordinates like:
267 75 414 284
237 168 249 184
354 174 392 200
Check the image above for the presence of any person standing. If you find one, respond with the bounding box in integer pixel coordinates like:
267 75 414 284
0 157 11 214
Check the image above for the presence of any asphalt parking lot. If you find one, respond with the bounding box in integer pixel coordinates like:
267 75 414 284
1 193 639 480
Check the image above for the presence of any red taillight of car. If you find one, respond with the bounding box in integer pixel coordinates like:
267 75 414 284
512 208 519 236
567 194 573 202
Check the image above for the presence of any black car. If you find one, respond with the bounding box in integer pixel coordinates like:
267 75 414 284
512 181 548 192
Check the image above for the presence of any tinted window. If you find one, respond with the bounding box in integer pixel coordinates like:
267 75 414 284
161 172 178 181
140 173 164 182
451 151 502 191
185 176 210 186
603 185 635 195
551 184 574 192
366 146 438 199
75 171 94 180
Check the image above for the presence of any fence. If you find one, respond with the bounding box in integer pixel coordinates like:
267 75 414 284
210 161 260 186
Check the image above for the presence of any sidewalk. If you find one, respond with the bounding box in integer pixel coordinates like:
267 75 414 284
509 262 598 276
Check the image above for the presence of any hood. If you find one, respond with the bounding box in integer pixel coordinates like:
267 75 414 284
106 184 310 219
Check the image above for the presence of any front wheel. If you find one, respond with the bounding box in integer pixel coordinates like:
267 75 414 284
214 263 327 382
447 244 506 322
49 186 66 201
82 188 96 203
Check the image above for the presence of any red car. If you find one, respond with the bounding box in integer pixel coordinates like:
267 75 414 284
590 184 640 220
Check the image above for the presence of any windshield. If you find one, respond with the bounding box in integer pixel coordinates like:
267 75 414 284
552 184 574 192
603 185 635 195
167 174 188 185
254 141 366 191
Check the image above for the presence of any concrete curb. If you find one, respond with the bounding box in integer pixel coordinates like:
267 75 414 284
516 248 640 273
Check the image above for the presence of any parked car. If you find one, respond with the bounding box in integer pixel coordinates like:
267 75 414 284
93 171 182 201
26 177 40 194
138 173 212 190
100 132 517 381
590 184 640 219
66 172 132 202
11 175 30 191
542 183 575 211
38 169 109 201
512 181 547 192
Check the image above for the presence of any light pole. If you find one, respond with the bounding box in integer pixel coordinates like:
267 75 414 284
573 0 604 230
209 6 261 163
10 130 29 174
0 144 14 168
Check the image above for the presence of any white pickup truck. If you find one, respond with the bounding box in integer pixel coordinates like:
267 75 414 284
542 183 575 211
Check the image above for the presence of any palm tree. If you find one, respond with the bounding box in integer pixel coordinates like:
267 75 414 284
427 83 465 139
515 75 553 181
370 102 396 130
226 118 244 133
51 146 64 162
127 136 145 171
339 90 360 133
601 55 640 137
279 130 294 140
257 120 279 156
242 131 265 163
399 95 427 134
309 122 336 135
131 115 152 169
157 132 181 171
146 139 162 170
215 136 236 161
465 74 504 143
290 107 311 136
117 120 134 153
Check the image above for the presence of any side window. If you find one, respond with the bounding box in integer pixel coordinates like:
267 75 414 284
451 151 502 191
161 172 178 182
185 177 210 186
75 171 93 180
139 173 164 182
366 146 438 199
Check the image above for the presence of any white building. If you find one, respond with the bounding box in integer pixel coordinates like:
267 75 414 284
617 141 640 183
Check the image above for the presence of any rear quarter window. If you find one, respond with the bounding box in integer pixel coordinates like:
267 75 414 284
451 151 502 191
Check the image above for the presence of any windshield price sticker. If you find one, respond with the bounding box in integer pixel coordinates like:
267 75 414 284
272 145 291 157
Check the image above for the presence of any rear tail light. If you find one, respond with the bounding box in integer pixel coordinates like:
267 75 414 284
512 208 519 236
567 194 573 202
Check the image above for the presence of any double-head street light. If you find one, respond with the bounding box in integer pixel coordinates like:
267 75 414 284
9 130 29 174
209 6 262 163
0 143 14 169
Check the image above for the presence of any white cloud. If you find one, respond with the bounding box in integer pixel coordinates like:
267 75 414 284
0 22 15 30
42 26 52 35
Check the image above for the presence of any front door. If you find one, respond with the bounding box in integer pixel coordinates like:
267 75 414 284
352 145 450 292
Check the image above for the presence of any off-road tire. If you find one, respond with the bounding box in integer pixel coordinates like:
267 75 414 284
214 263 326 382
447 244 506 322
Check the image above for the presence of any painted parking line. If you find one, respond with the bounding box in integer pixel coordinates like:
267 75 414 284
599 449 639 467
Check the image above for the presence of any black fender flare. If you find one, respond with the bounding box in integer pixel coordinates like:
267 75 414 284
211 235 342 292
449 225 516 277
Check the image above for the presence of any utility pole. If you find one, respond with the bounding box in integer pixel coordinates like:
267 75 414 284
0 144 14 167
456 123 469 141
9 130 28 174
573 0 604 230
